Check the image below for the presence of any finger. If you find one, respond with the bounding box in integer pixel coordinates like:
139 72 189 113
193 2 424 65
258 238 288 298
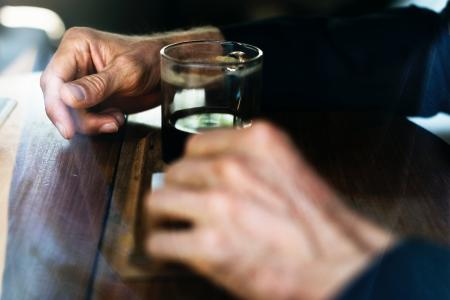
59 51 154 110
165 157 215 187
147 231 205 263
41 75 76 139
166 156 295 214
48 35 94 82
41 43 92 139
72 108 125 135
184 128 239 157
148 229 227 277
184 121 281 158
146 187 211 224
166 156 246 188
59 68 119 109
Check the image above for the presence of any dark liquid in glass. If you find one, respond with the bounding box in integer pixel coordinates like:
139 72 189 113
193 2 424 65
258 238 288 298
161 68 260 163
162 107 244 163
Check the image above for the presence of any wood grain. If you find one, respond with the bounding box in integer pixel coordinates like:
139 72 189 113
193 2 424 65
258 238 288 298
1 74 124 299
95 119 163 281
269 112 450 245
93 112 232 299
0 75 31 296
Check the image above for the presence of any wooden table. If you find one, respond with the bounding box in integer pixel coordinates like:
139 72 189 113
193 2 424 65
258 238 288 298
1 74 450 299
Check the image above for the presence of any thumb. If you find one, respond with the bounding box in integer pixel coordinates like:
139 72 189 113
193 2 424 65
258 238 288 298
60 69 119 109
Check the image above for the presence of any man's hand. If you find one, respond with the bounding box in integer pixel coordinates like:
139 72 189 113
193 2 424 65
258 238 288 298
145 122 395 300
40 27 223 139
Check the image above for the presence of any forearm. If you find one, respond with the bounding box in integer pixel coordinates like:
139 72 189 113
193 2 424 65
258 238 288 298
127 26 224 49
146 26 224 45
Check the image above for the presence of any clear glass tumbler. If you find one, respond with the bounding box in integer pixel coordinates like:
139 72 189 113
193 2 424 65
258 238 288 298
160 40 263 163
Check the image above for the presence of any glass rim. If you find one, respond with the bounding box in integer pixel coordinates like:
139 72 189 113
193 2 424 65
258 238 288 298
160 40 263 67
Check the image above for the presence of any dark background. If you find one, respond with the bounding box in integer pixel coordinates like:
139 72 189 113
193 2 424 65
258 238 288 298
1 0 409 34
0 0 446 74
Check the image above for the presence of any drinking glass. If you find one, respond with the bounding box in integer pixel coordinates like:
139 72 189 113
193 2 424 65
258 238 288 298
160 40 263 163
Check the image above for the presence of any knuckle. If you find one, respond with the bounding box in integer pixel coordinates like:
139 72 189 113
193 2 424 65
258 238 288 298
165 163 187 184
44 105 55 120
64 27 91 39
75 121 93 134
143 191 155 213
185 134 200 153
197 229 231 268
213 156 244 179
73 115 96 134
86 74 108 98
115 54 144 76
61 27 94 56
248 121 281 144
145 189 167 211
114 54 148 92
205 190 230 214
114 54 137 67
39 73 48 90
198 229 223 252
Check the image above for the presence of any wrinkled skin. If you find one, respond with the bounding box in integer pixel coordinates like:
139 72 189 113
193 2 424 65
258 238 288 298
146 122 395 300
40 27 223 139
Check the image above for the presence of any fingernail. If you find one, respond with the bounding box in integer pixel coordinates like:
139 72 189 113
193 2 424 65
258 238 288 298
55 122 68 139
104 110 125 126
99 122 119 133
111 111 125 126
66 83 86 101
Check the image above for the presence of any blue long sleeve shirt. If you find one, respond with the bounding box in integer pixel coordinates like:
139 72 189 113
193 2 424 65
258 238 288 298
221 6 450 299
221 6 450 116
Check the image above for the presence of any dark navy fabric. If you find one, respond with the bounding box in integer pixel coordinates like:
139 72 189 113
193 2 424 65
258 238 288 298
222 8 450 299
335 239 450 300
221 6 450 116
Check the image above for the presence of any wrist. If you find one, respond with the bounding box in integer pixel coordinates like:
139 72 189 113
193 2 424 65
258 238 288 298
302 253 376 300
304 240 397 299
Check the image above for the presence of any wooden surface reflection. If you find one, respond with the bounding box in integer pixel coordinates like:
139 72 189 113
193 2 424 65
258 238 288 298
92 116 232 299
1 74 450 299
272 113 450 244
1 74 123 299
0 76 24 296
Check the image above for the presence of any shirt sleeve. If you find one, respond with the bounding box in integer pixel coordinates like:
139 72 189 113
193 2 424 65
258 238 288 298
220 7 450 116
335 239 450 300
